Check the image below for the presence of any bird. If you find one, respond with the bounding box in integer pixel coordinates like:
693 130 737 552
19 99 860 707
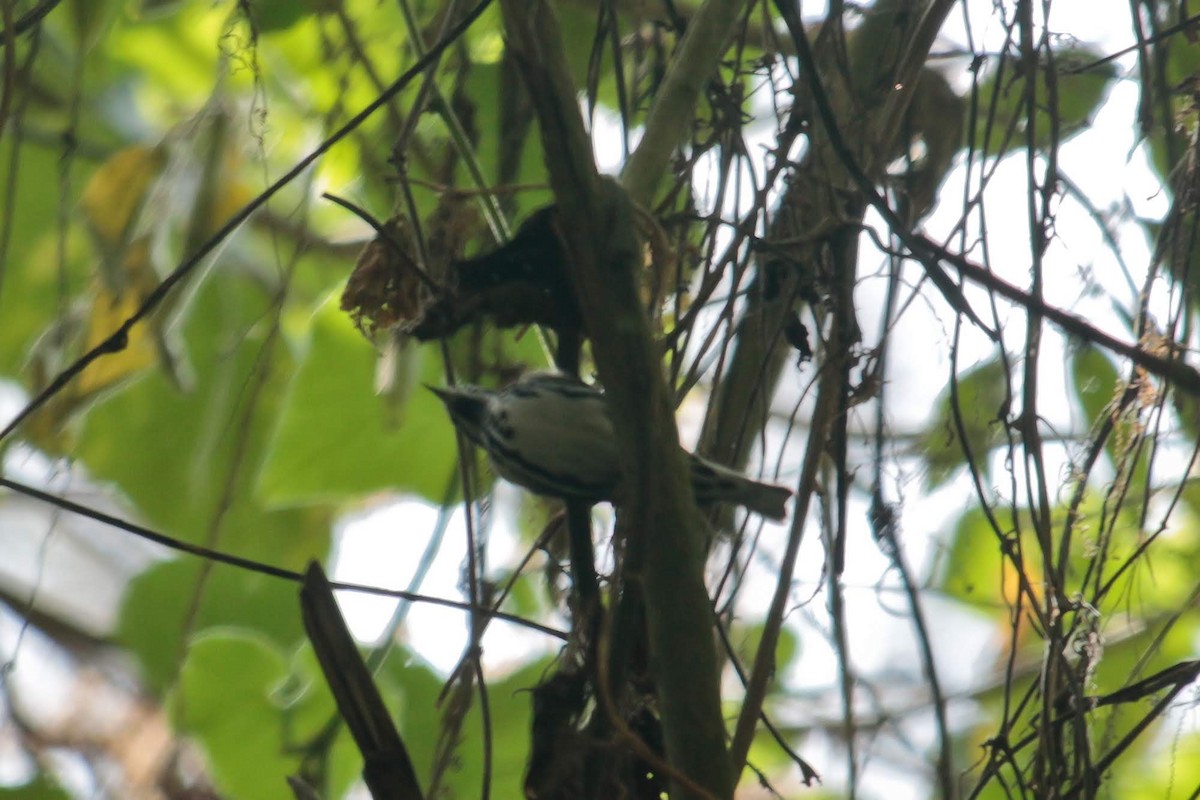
430 371 791 520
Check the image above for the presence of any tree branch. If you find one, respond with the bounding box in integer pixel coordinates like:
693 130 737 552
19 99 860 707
621 0 750 206
499 2 732 797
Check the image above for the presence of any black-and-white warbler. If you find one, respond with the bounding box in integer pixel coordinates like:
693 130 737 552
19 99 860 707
431 371 792 519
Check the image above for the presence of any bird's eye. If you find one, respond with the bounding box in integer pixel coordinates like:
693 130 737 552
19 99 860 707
493 410 515 438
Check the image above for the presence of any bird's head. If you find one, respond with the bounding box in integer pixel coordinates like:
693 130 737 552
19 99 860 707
428 384 491 446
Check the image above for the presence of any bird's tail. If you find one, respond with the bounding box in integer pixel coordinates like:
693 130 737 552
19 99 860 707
688 456 792 520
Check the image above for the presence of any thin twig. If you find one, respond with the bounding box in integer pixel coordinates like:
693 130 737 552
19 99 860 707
0 476 565 640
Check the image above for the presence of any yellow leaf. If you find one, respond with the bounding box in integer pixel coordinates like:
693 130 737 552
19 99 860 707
206 173 255 238
21 240 173 455
81 145 167 265
77 239 160 396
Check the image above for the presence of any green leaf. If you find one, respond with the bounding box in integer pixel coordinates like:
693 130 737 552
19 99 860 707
0 775 71 800
1110 730 1200 799
1069 342 1141 473
289 643 547 798
1070 344 1120 429
67 0 123 51
72 264 330 543
117 559 308 693
1145 37 1200 180
244 0 313 32
919 357 1009 489
106 4 231 105
76 277 261 527
939 506 1014 612
459 61 552 208
259 297 460 506
261 295 548 506
175 630 299 800
972 48 1118 155
0 145 93 377
388 657 547 796
730 620 800 676
284 644 361 799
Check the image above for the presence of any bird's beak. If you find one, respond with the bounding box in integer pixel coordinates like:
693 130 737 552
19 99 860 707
426 384 452 404
427 384 471 417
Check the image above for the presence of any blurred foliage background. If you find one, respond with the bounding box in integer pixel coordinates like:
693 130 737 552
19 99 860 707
3 0 1200 798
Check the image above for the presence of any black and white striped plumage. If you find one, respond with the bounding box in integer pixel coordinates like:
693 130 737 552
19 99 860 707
430 371 791 520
